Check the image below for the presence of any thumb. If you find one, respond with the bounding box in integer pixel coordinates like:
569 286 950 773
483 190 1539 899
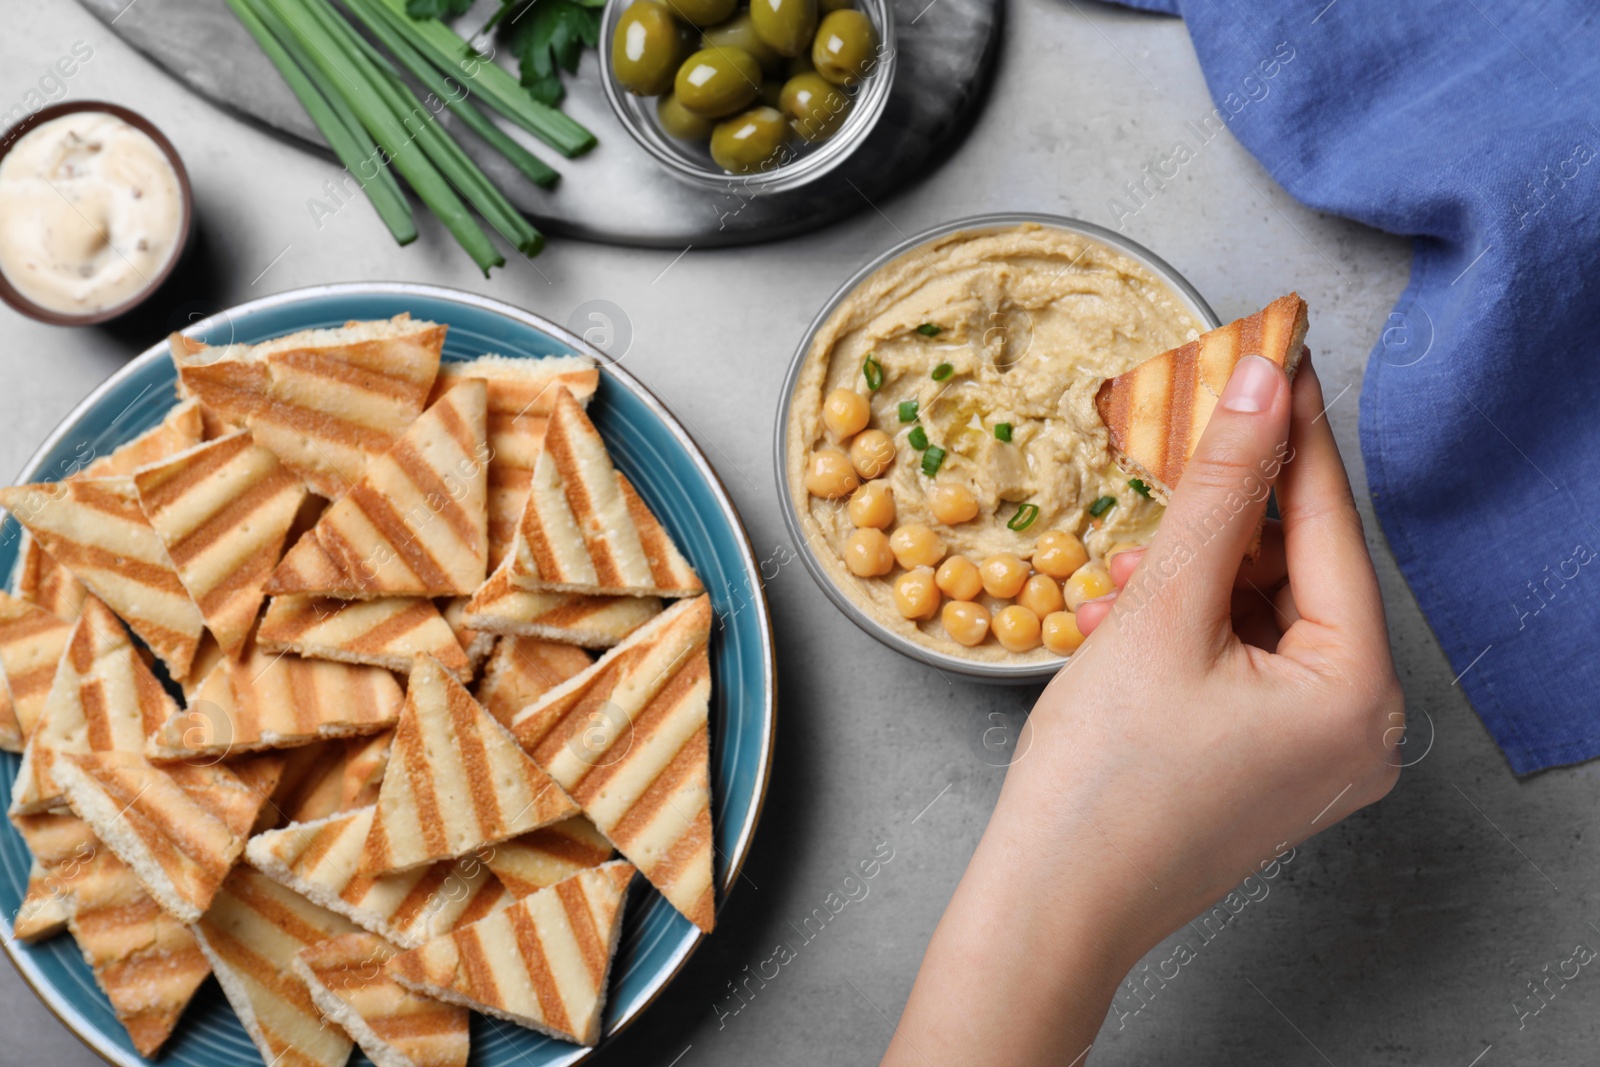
1133 354 1291 626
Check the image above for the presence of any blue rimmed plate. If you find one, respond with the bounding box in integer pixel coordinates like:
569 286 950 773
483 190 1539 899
0 283 776 1067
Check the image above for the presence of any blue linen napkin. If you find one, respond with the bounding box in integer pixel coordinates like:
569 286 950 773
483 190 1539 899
1103 0 1600 774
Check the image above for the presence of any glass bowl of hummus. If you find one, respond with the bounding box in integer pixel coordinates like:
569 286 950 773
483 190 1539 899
0 102 192 326
776 213 1220 683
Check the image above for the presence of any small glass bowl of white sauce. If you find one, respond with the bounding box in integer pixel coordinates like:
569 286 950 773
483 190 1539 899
0 102 192 325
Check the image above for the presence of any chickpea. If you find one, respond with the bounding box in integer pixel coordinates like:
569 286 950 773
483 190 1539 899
1031 529 1088 579
804 449 859 498
848 429 896 479
1041 610 1086 655
822 388 870 438
935 554 983 601
893 567 940 620
992 605 1042 653
940 600 991 647
889 523 945 569
927 482 979 525
842 528 894 577
1016 573 1065 618
979 553 1029 599
848 481 895 528
1064 562 1114 609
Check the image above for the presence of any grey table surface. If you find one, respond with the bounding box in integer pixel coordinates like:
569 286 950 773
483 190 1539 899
3 2 1597 1066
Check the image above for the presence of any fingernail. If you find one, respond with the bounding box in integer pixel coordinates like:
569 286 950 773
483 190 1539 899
1221 355 1281 413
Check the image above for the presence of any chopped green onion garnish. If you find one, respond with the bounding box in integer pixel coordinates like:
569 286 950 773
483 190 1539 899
1089 495 1117 518
863 354 883 391
907 426 929 450
916 323 942 337
1129 478 1152 498
994 422 1012 442
1007 503 1039 531
898 400 919 423
921 446 946 477
931 363 954 381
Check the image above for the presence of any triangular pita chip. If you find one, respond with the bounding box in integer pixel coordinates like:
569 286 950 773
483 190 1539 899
246 805 512 949
484 816 613 898
258 594 471 681
360 655 579 876
506 387 701 597
55 751 285 922
477 635 593 728
146 645 403 761
175 314 447 499
66 846 213 1056
133 430 308 655
16 530 89 622
429 354 598 570
10 811 99 941
266 379 488 598
441 597 494 679
192 866 363 1067
269 731 392 825
387 861 636 1047
0 591 73 751
294 932 471 1067
511 596 715 931
16 860 73 942
0 477 205 676
464 556 662 648
76 399 205 480
1096 293 1308 502
10 597 178 814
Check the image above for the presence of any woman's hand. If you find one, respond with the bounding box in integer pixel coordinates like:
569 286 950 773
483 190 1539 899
884 354 1403 1066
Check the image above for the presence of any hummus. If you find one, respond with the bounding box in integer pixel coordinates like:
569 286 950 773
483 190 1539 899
785 223 1206 662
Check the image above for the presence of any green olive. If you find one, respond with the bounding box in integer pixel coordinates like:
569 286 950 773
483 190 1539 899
779 71 850 141
657 92 714 139
661 0 736 27
811 8 877 85
611 1 685 96
674 46 763 117
701 12 782 71
750 0 818 58
710 106 792 173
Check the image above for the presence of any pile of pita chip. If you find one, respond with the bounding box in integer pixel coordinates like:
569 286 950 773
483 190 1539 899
3 318 720 1062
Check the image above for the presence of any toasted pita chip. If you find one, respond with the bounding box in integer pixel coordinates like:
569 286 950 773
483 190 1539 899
176 315 447 499
246 806 513 949
193 866 363 1067
16 531 89 622
511 596 715 931
1096 293 1309 503
147 646 403 762
74 399 206 481
133 431 308 656
270 731 393 826
16 860 72 941
0 478 205 676
361 656 578 876
484 816 613 898
267 380 488 598
387 861 636 1046
0 591 73 751
11 811 99 941
440 597 494 679
67 846 213 1056
476 636 592 728
258 594 471 681
507 388 701 597
295 932 470 1067
430 354 598 570
464 556 662 648
54 751 284 922
11 597 178 814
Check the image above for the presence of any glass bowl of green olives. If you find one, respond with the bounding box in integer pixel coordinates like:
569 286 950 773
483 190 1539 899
601 0 895 190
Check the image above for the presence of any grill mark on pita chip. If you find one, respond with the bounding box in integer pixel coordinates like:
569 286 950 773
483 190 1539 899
16 860 73 942
77 399 205 480
464 555 662 648
17 532 89 622
258 594 471 681
358 656 579 876
293 932 471 1067
476 636 593 729
268 731 392 827
193 866 363 1067
482 816 613 898
0 477 205 677
385 861 636 1047
441 598 494 680
0 591 73 750
11 811 99 941
245 805 515 949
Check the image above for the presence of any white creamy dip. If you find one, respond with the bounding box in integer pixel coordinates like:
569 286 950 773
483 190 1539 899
0 112 183 316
